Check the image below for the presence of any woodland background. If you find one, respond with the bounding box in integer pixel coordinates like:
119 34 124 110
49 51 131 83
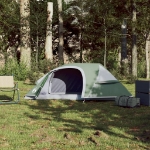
0 0 150 82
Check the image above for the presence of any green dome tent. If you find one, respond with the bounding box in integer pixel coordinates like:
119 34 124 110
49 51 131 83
25 63 132 100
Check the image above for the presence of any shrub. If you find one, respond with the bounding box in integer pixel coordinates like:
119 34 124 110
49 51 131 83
126 75 138 84
38 59 57 74
26 59 58 83
137 59 146 78
0 58 28 81
27 71 44 84
111 67 124 80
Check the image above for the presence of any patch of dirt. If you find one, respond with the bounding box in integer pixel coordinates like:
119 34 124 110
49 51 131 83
88 136 99 145
93 130 109 139
135 130 150 142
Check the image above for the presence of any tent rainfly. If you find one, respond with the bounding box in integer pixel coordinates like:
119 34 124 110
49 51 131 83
25 63 132 100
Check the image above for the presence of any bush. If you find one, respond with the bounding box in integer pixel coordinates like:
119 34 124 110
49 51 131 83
26 59 58 83
0 58 28 81
38 59 57 73
0 58 59 82
137 59 146 78
111 67 124 80
27 71 44 84
126 75 138 84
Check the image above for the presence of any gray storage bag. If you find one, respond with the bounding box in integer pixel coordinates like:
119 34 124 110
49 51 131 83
115 95 140 108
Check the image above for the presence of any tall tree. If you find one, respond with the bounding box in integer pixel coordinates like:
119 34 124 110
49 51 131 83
83 0 122 66
146 33 150 78
131 1 137 77
136 0 150 78
20 0 31 68
45 2 53 61
121 19 127 62
58 0 64 64
63 0 89 63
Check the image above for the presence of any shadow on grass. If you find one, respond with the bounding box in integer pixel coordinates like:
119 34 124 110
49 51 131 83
22 68 149 148
24 99 150 146
0 95 13 103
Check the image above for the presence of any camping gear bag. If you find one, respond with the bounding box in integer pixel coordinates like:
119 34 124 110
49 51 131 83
115 96 140 107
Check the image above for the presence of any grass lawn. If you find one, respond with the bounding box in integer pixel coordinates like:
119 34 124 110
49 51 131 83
0 81 150 150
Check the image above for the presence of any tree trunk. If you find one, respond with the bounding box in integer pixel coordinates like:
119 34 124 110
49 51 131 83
121 19 127 60
146 33 150 79
104 18 107 68
45 2 53 61
121 19 129 75
58 0 64 64
132 2 137 77
79 31 82 63
20 0 31 69
118 48 121 67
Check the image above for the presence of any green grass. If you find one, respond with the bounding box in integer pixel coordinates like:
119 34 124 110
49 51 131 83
0 81 150 150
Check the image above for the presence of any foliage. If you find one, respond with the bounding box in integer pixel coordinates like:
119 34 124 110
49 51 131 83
63 0 130 67
0 0 20 55
126 74 138 84
0 58 28 81
30 0 47 59
27 71 44 84
26 59 58 83
111 67 123 80
1 0 150 79
137 57 146 78
0 0 59 68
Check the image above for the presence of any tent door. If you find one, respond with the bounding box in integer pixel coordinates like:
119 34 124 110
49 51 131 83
48 68 83 95
48 72 55 94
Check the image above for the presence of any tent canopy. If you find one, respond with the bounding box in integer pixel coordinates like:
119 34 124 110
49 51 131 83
25 63 132 100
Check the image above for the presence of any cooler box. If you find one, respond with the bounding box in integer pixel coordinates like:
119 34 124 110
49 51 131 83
135 80 150 106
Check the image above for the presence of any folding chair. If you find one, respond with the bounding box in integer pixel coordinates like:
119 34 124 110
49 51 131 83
0 76 20 104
